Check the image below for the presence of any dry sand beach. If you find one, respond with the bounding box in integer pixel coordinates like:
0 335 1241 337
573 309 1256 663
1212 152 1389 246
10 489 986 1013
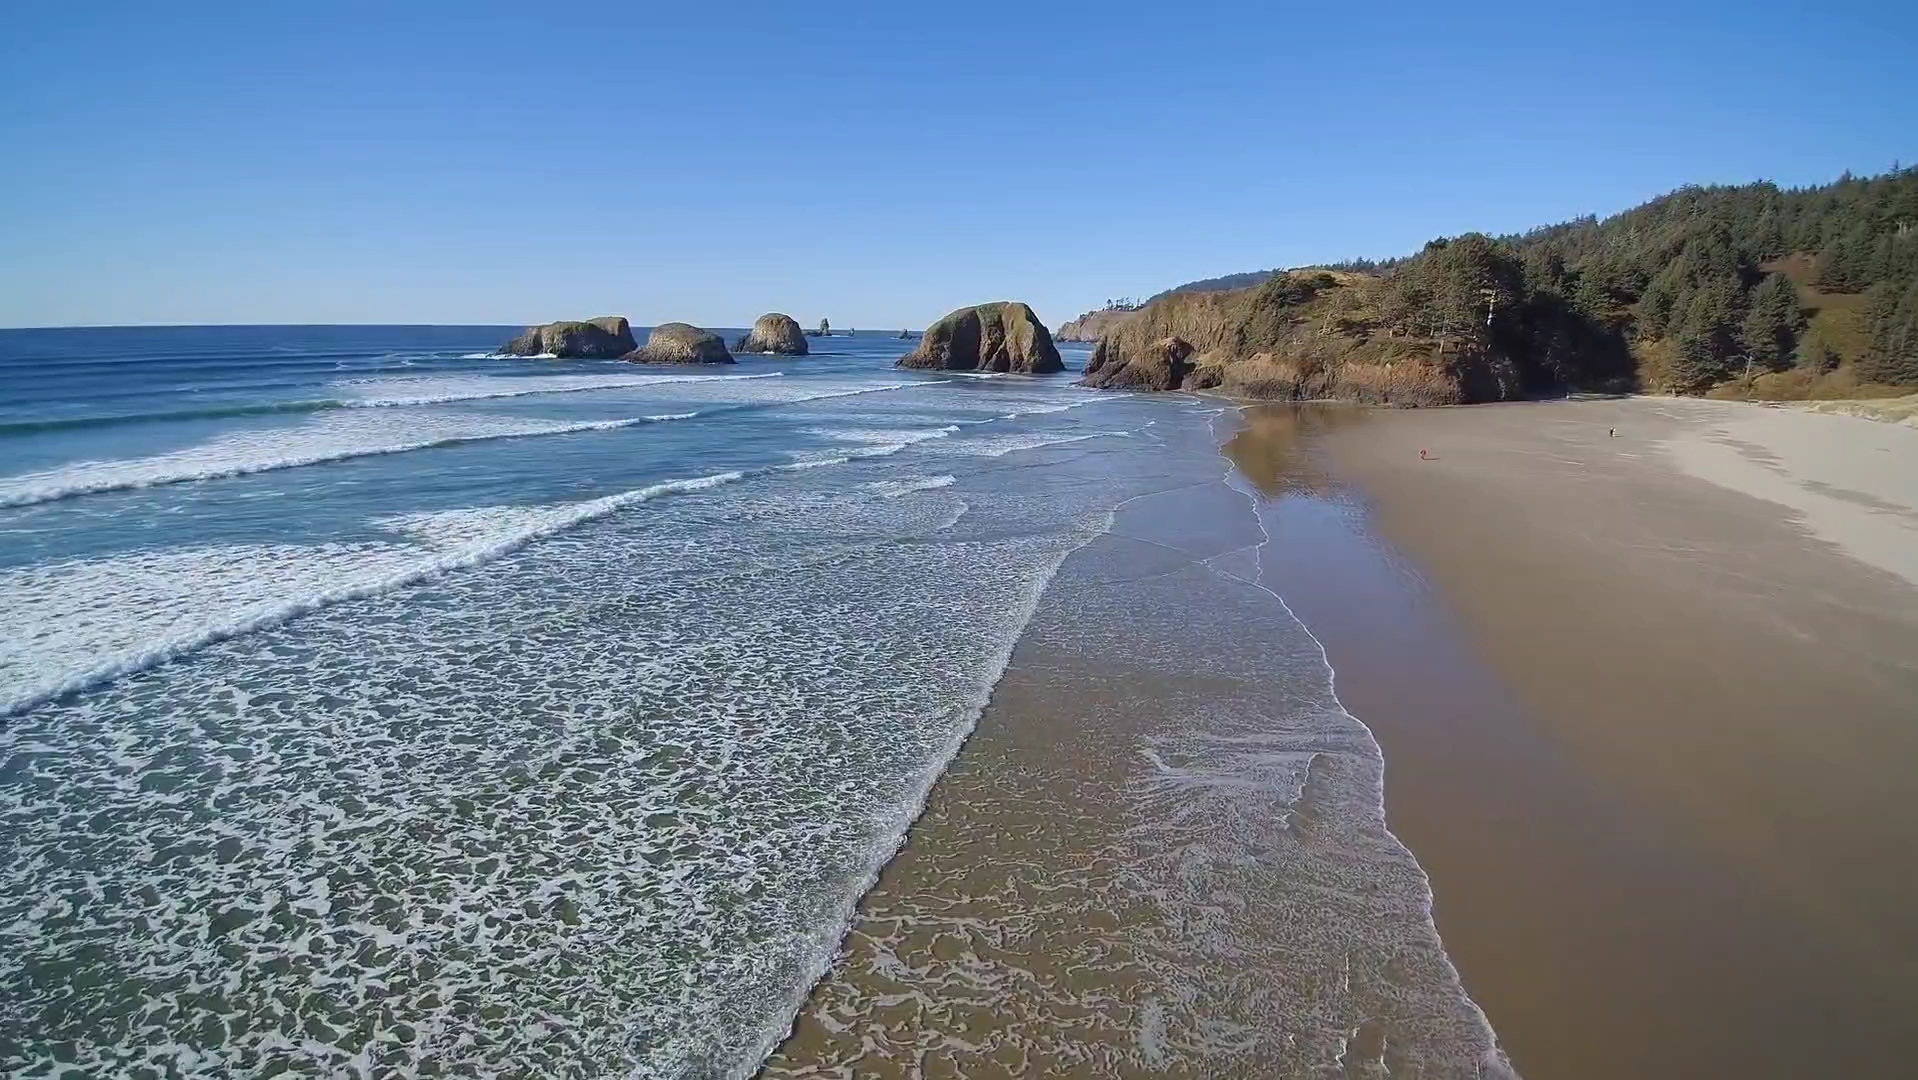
766 396 1918 1080
1312 397 1918 1079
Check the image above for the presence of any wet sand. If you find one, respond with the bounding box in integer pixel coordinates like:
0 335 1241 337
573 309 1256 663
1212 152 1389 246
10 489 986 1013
762 410 1507 1078
1299 397 1918 1079
762 397 1918 1079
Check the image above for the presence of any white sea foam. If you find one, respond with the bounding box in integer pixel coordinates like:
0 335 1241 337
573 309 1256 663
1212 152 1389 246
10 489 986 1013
867 475 958 498
0 449 1121 1078
0 470 744 717
0 412 699 508
0 393 1509 1078
331 370 784 407
932 430 1123 457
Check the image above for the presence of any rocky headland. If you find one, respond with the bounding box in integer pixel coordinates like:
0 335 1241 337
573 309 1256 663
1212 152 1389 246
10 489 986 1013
625 323 735 365
1055 306 1137 343
1080 264 1552 405
734 313 809 356
499 317 636 359
896 302 1063 374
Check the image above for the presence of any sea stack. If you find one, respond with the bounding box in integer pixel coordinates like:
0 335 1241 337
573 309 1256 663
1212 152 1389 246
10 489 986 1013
896 302 1063 374
734 313 809 356
499 317 636 359
624 323 735 364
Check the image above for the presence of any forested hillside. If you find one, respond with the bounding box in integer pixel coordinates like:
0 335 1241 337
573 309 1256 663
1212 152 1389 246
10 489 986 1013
1501 167 1918 392
1129 168 1918 398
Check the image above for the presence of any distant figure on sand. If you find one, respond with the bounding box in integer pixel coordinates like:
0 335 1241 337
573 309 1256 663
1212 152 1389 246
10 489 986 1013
1419 448 1430 460
1609 427 1617 438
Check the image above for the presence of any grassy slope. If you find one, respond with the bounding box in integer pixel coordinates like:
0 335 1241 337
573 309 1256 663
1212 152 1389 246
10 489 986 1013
1699 253 1901 402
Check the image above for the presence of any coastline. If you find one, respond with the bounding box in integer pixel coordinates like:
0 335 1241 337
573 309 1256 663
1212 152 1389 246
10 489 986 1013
762 393 1918 1079
1299 397 1918 1079
762 402 1509 1078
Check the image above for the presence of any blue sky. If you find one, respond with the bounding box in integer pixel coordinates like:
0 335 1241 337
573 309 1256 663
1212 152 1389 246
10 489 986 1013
2 1 1914 329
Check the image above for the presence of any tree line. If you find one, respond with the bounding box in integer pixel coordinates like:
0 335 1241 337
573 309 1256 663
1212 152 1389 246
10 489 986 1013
1498 167 1918 389
1156 167 1918 392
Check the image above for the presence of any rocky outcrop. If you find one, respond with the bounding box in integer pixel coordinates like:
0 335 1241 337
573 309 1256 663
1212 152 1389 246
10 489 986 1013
734 313 808 356
1077 272 1483 406
896 302 1063 374
624 322 734 365
897 329 914 340
1081 336 1195 390
499 317 636 359
1056 307 1137 342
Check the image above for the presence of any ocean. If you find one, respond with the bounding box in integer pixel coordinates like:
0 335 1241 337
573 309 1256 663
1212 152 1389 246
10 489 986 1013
0 326 1505 1078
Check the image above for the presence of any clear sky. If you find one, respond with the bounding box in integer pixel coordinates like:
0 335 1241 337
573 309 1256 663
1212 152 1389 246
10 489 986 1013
2 0 1914 329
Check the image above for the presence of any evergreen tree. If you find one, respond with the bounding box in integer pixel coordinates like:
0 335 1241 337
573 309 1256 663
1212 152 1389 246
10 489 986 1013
1670 281 1743 390
1794 323 1840 373
1858 280 1918 386
1741 273 1805 371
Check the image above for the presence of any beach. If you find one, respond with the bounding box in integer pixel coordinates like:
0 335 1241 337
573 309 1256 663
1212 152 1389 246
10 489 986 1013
1311 397 1918 1079
768 396 1918 1079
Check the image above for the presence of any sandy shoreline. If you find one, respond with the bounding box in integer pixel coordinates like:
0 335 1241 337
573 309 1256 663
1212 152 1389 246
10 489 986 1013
1314 397 1918 1079
763 396 1918 1079
763 406 1507 1077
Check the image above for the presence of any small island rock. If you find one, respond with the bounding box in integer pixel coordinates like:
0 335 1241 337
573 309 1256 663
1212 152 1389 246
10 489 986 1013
733 313 809 356
896 302 1063 374
499 317 636 359
625 323 735 365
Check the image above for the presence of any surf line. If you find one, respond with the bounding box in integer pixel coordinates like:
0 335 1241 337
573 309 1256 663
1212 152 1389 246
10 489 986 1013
1 410 953 721
0 372 791 435
0 382 942 510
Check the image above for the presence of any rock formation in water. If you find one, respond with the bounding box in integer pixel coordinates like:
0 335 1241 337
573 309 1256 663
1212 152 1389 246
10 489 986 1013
896 329 914 340
734 313 809 356
624 322 735 365
896 302 1063 374
499 317 636 359
1081 335 1195 391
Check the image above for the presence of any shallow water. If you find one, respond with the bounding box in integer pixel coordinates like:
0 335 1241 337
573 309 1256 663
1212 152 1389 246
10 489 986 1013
0 329 1502 1077
765 406 1510 1078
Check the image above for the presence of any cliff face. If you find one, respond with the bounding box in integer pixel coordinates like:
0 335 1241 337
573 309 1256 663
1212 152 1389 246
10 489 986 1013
1055 307 1136 342
897 302 1063 374
1080 271 1523 406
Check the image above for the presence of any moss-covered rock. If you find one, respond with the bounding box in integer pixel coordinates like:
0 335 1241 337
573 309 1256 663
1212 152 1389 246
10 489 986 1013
625 323 734 365
1081 336 1195 390
733 313 809 356
896 302 1062 374
499 317 636 359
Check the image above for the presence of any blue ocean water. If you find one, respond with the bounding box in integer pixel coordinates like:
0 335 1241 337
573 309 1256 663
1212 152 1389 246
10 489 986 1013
0 325 1165 1076
0 326 1509 1079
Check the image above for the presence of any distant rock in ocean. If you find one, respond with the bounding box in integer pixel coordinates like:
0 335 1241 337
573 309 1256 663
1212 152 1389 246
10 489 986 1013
625 323 735 365
896 329 913 340
499 317 636 359
734 313 809 356
1081 335 1194 390
896 302 1063 374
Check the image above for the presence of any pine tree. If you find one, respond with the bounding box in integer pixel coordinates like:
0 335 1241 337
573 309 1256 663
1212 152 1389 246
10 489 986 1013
1669 282 1741 390
1815 235 1858 290
1794 322 1840 373
1741 273 1805 371
1858 280 1918 386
